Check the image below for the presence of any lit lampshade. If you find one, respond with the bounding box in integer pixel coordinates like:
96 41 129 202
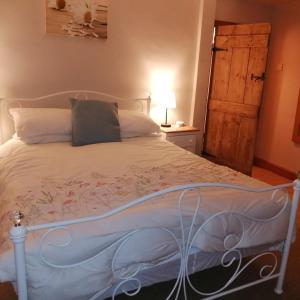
152 90 176 127
161 91 176 109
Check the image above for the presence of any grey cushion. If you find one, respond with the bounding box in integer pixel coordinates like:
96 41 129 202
70 98 121 146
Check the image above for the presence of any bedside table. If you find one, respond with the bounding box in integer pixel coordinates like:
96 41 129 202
161 126 200 153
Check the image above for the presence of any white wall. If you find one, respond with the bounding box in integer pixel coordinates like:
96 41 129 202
255 1 300 173
0 0 201 125
216 0 272 23
191 0 216 154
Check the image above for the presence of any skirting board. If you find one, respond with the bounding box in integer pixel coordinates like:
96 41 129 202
254 157 296 180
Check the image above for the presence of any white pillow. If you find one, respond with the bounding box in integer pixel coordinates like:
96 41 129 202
119 110 160 138
9 108 71 144
9 108 160 143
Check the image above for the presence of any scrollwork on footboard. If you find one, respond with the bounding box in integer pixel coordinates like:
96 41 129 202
111 227 181 300
10 181 300 300
33 186 291 300
109 188 286 300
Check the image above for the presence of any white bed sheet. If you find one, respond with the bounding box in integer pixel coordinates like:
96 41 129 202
0 137 290 300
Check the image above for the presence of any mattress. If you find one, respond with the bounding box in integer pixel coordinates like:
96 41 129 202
0 137 290 300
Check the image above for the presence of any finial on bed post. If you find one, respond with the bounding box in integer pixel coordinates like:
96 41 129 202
11 211 24 227
10 211 28 300
147 95 151 116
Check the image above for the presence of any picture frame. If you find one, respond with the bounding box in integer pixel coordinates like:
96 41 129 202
46 0 108 39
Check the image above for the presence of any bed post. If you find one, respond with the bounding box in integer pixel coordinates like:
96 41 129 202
10 211 28 300
146 96 151 116
275 173 300 294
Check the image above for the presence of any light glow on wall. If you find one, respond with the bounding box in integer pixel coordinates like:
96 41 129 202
150 70 176 125
150 70 174 100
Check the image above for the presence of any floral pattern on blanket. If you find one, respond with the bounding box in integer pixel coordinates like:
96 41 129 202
0 158 263 254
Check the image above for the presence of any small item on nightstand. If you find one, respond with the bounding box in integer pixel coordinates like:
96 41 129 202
175 121 185 128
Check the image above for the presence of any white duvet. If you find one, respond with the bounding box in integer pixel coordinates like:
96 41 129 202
0 137 290 300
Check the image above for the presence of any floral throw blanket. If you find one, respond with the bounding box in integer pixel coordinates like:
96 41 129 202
0 137 284 260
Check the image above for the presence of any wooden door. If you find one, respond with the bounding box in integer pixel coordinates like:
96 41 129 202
203 23 271 174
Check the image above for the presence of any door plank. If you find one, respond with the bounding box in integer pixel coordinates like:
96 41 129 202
216 23 271 36
216 35 269 48
236 118 257 173
211 48 232 100
244 47 269 106
204 111 224 157
219 114 241 163
227 47 250 103
209 100 258 118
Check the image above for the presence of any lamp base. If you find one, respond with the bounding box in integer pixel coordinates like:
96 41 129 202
161 123 172 128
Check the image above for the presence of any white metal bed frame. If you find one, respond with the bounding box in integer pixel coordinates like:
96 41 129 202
1 91 299 299
10 179 300 300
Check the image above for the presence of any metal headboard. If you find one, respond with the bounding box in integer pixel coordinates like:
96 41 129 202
0 90 151 144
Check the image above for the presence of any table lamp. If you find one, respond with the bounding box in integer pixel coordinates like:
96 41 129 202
152 90 176 128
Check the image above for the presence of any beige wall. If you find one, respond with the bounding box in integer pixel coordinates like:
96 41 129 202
0 0 201 125
191 0 216 154
215 0 272 23
255 1 300 173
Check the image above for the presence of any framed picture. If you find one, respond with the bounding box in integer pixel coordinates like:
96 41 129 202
46 0 108 39
292 89 300 143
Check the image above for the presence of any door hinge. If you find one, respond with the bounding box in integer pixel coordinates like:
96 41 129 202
212 46 228 52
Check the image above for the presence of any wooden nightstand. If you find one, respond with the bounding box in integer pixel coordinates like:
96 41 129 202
161 126 200 153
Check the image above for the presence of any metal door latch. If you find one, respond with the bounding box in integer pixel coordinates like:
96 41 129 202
251 73 266 81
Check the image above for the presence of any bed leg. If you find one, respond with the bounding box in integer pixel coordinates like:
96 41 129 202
10 225 28 300
275 178 300 295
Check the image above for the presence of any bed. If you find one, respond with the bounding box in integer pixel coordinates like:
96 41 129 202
0 91 299 300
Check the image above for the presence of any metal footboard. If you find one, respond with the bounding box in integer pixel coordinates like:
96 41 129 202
10 177 300 300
